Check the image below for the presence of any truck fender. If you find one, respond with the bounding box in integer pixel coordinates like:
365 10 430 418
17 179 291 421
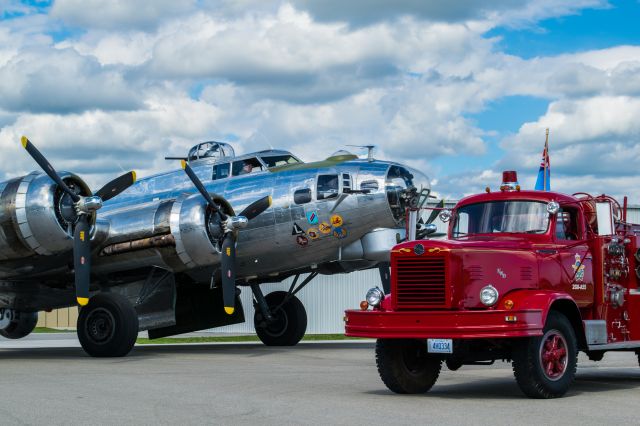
504 289 586 349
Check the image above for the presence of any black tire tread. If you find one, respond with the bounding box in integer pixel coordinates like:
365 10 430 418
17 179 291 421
512 311 578 398
77 293 138 357
375 339 442 394
0 311 38 339
255 291 307 346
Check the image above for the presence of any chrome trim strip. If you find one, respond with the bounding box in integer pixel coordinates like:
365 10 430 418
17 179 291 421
588 341 640 351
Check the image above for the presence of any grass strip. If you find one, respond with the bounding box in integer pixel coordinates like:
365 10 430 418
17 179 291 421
33 327 72 333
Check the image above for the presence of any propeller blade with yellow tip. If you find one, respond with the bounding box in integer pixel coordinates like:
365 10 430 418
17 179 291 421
95 171 137 202
21 137 139 307
239 195 272 220
221 233 236 315
73 215 92 305
179 159 273 316
21 136 80 203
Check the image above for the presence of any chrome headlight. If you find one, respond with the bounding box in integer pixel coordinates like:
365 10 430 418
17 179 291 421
366 287 385 307
439 209 452 222
480 285 499 306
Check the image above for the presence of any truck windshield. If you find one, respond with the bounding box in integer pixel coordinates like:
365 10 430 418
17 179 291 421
453 201 549 238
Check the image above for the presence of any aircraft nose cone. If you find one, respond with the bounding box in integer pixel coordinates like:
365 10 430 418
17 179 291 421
385 164 431 231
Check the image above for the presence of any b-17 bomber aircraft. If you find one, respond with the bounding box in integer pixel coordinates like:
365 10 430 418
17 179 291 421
0 137 431 357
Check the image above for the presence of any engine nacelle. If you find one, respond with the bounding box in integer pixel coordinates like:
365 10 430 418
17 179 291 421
0 172 91 260
95 193 233 273
169 193 230 269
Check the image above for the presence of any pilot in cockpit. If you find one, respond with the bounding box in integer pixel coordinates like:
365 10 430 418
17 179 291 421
239 161 253 175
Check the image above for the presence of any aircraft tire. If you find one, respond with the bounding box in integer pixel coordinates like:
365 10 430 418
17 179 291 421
375 338 442 394
77 293 138 357
512 311 577 398
0 311 38 339
255 291 307 346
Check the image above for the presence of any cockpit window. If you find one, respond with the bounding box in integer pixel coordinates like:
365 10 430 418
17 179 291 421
212 163 230 180
453 201 549 238
232 158 263 176
317 174 339 200
261 155 300 168
188 141 235 162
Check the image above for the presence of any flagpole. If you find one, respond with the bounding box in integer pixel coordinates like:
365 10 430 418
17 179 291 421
544 128 549 191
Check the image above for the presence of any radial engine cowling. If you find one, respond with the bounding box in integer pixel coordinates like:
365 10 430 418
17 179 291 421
0 172 92 260
169 193 233 269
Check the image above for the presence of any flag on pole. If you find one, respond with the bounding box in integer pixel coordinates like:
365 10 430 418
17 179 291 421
534 128 550 191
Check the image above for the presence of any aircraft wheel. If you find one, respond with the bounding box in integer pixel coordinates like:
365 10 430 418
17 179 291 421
77 293 138 357
255 291 307 346
512 311 577 398
375 338 442 394
0 310 38 339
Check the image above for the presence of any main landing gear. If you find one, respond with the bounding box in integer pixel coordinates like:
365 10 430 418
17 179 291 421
0 309 38 339
77 293 139 357
251 273 316 346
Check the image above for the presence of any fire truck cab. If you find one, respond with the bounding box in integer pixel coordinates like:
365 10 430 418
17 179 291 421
345 171 640 398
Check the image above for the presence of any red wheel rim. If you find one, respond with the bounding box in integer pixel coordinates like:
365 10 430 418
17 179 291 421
539 329 568 381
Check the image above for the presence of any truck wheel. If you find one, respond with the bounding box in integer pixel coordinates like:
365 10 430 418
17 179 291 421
255 291 307 346
375 339 442 394
0 310 38 339
77 293 138 357
512 311 577 398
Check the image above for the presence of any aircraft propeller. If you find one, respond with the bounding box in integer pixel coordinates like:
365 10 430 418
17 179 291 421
416 198 447 239
180 160 272 315
21 136 136 306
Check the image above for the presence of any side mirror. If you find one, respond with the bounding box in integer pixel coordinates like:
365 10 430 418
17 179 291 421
294 188 312 204
595 201 614 236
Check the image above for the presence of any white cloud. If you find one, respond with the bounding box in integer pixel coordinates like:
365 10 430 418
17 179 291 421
1 0 639 206
50 0 197 30
0 47 140 113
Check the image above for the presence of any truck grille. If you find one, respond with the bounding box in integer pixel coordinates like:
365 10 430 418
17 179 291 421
393 256 448 309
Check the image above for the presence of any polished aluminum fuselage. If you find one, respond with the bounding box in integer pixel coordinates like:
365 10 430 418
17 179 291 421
0 148 419 310
95 156 399 279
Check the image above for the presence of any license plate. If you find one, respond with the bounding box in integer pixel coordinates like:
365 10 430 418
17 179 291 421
427 339 453 354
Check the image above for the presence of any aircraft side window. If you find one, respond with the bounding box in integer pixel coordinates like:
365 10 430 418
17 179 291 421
294 188 312 204
232 158 263 176
317 174 339 200
342 173 352 192
360 180 379 192
212 163 230 180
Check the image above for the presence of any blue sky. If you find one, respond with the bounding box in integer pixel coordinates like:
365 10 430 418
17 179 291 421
1 0 640 201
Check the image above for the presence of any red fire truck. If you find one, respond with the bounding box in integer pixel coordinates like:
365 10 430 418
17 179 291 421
345 171 640 398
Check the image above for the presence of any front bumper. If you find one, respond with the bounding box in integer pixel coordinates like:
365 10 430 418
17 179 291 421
345 308 544 339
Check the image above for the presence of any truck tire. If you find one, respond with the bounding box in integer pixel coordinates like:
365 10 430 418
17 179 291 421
77 293 139 357
0 311 38 339
375 339 442 394
512 311 577 398
255 291 307 346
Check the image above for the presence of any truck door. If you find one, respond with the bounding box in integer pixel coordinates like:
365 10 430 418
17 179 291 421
555 207 594 308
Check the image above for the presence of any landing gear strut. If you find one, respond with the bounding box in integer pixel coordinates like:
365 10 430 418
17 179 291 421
77 293 139 357
252 273 316 346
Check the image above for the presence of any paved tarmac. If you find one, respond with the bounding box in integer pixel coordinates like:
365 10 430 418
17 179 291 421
1 336 640 425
